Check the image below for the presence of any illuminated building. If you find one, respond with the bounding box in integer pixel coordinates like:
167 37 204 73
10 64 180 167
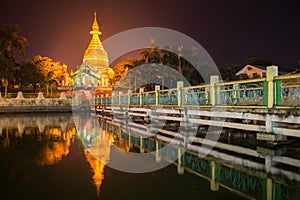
71 12 113 91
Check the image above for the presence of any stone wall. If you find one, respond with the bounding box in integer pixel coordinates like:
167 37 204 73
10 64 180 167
0 91 72 106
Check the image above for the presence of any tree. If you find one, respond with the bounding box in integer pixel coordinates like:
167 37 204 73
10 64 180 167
32 55 69 88
14 60 44 90
139 48 161 64
245 58 273 66
0 24 28 96
220 64 240 81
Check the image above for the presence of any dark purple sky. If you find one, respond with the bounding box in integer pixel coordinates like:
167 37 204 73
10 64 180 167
1 0 299 71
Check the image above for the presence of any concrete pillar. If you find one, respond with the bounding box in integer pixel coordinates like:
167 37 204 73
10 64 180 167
101 94 104 105
119 127 123 143
128 131 132 149
265 155 273 173
112 92 115 105
16 91 24 99
127 90 132 106
266 178 273 200
265 114 273 133
177 148 184 175
106 94 109 105
156 140 161 162
155 85 160 106
266 66 278 108
205 86 210 104
139 88 144 106
177 81 184 106
145 109 152 124
233 84 240 104
210 76 219 106
140 136 144 153
210 160 219 191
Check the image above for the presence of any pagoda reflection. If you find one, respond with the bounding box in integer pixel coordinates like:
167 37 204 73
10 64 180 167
74 113 113 196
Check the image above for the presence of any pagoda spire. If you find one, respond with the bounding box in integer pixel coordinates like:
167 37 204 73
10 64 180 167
90 11 101 35
82 11 109 74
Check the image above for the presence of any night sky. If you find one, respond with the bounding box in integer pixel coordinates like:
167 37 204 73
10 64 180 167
1 0 299 71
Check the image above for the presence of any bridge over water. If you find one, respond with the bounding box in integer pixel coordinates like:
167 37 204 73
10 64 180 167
90 66 300 142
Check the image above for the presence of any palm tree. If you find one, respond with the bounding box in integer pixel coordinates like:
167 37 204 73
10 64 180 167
0 24 28 96
0 24 28 58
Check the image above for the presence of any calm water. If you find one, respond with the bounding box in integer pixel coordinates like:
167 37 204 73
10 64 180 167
0 113 299 200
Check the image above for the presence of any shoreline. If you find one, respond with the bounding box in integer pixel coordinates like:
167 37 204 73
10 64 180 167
0 105 73 114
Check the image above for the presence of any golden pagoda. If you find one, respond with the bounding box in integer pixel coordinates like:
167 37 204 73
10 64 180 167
71 12 113 90
83 12 109 75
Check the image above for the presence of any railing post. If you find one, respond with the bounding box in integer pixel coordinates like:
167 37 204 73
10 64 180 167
105 94 109 105
112 92 115 105
210 76 219 106
156 140 161 162
205 85 210 104
155 85 160 106
233 84 240 104
177 81 184 106
139 88 144 106
127 90 132 106
210 160 219 191
177 148 184 175
266 66 278 108
100 94 104 105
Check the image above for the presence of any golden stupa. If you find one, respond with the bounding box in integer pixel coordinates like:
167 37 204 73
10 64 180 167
83 12 109 75
71 12 113 89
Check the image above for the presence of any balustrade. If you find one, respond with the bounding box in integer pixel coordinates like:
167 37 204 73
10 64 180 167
94 66 300 109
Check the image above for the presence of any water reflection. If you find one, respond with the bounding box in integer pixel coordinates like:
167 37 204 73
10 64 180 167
0 113 110 199
100 117 300 200
1 112 299 199
73 113 113 196
0 113 76 166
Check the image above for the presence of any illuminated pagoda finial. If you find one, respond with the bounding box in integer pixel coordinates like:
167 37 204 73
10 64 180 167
83 11 109 75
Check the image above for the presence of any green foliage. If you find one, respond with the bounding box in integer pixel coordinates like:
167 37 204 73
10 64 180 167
15 60 44 88
245 58 273 66
0 24 28 59
220 64 240 81
0 24 29 95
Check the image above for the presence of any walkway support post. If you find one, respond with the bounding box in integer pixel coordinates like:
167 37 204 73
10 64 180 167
210 76 219 106
177 81 184 106
127 90 132 106
100 94 104 105
266 66 278 108
210 160 219 191
139 88 144 106
177 147 184 175
105 94 109 105
155 85 160 106
156 140 161 162
112 92 115 105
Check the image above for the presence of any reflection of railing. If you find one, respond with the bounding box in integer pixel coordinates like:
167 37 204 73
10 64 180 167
104 119 300 200
94 66 300 109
